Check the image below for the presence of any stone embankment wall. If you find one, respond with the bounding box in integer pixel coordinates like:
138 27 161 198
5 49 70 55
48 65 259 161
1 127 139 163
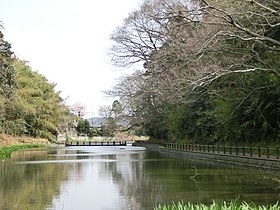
134 143 280 170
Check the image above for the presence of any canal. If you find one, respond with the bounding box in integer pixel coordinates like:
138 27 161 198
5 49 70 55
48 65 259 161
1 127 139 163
0 145 279 210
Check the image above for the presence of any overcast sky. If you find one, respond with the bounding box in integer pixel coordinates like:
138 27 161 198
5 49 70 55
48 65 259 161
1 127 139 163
0 0 141 117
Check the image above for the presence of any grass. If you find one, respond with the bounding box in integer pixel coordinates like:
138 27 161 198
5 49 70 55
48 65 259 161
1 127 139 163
154 200 280 210
0 144 46 159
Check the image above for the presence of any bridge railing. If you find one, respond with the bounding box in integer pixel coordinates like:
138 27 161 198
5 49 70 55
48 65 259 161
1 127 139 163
164 143 279 160
65 141 127 146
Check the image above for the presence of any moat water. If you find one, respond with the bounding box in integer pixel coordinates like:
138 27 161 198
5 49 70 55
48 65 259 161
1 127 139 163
0 145 279 210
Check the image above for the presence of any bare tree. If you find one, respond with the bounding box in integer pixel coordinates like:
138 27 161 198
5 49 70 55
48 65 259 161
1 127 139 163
144 0 280 89
110 0 280 83
109 0 280 131
109 0 177 67
108 69 173 132
98 105 112 119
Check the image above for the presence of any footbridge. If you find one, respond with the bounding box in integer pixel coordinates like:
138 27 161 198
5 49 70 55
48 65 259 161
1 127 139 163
65 141 128 147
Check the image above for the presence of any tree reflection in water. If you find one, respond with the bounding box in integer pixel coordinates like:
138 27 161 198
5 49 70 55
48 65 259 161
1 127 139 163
0 146 279 210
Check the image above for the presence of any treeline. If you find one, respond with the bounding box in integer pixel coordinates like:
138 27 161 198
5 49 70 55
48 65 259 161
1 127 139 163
0 26 71 141
109 0 280 144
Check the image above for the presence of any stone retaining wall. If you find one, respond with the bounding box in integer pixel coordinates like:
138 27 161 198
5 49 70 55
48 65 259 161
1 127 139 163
134 143 280 170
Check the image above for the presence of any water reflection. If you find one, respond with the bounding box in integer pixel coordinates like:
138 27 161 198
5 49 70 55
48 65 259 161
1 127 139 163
0 146 279 210
0 154 71 210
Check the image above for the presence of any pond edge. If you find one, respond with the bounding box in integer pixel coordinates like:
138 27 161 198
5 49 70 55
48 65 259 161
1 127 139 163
133 143 280 171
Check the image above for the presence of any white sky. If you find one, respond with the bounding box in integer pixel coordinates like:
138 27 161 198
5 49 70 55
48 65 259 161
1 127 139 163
0 0 141 117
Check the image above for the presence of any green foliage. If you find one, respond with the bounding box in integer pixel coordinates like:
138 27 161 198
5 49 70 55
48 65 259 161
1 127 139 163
100 117 117 137
0 31 16 98
0 29 72 141
164 106 187 141
76 119 91 136
154 200 279 210
109 0 280 145
143 118 168 140
11 60 70 140
209 71 280 143
88 127 101 138
156 71 280 144
0 144 45 159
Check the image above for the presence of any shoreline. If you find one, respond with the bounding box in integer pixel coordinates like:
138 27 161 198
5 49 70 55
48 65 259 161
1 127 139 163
134 143 280 171
0 134 50 159
0 144 48 159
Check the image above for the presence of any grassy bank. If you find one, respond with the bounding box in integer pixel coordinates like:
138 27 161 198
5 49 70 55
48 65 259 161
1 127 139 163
0 133 48 146
154 201 279 210
0 144 46 159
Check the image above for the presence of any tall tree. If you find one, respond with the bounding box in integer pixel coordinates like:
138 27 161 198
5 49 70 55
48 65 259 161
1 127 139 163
12 59 71 139
0 23 72 140
109 0 280 143
0 30 16 98
76 119 91 136
0 26 17 134
111 100 123 119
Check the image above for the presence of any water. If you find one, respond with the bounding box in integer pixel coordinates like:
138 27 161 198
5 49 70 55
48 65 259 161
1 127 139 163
0 145 279 210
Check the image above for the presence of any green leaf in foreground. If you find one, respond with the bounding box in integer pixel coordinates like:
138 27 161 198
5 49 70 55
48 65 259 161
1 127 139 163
153 201 279 210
